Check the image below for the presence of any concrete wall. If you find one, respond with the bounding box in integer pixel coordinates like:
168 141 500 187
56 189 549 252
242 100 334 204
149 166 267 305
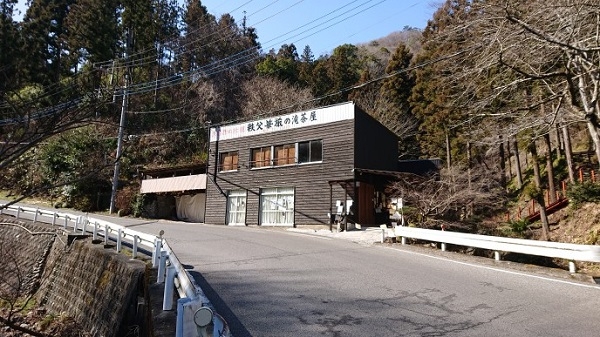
0 218 150 337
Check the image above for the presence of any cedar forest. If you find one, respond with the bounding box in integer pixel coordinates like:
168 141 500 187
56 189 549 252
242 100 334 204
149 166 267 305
2 0 600 242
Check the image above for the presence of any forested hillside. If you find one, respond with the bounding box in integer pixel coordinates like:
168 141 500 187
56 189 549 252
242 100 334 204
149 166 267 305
1 0 600 240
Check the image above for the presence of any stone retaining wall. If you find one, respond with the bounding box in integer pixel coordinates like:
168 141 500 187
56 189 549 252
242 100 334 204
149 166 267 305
0 218 150 337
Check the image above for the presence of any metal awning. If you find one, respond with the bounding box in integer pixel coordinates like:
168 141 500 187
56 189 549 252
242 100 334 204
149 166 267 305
140 174 207 194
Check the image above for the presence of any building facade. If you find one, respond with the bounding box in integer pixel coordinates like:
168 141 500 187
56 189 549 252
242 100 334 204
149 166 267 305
204 102 400 227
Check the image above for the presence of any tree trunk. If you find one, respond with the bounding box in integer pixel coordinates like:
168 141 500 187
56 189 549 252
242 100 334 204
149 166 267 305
506 138 512 185
499 136 507 189
555 123 562 159
513 136 523 189
561 123 575 184
529 141 550 241
466 141 473 217
544 133 556 203
585 118 600 172
445 130 451 170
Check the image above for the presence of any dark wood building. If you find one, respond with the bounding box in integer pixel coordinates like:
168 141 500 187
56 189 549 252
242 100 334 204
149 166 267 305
204 102 400 227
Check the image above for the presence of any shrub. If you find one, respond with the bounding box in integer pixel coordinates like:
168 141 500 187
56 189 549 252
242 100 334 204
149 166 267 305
566 182 600 209
131 193 146 218
508 218 530 233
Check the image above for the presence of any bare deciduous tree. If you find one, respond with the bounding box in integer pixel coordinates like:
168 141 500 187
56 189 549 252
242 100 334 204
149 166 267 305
240 75 316 118
446 1 600 171
386 162 506 225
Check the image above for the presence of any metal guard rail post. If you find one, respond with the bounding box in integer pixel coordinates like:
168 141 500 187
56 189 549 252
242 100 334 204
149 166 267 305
383 226 600 273
0 203 229 337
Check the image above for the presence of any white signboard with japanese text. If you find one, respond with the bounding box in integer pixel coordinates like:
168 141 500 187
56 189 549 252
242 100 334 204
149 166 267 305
210 102 355 142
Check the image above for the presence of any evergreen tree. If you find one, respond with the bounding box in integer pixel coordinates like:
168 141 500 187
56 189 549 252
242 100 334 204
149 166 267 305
410 0 477 163
0 0 21 95
64 0 119 66
327 43 360 103
297 45 314 88
256 43 299 84
379 43 419 158
310 58 333 101
180 0 217 73
122 0 156 58
21 0 74 86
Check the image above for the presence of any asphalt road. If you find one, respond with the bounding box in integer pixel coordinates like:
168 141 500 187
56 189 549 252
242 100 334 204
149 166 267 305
111 218 600 337
3 205 600 336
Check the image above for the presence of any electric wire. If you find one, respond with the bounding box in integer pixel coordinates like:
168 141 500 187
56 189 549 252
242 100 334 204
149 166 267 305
121 45 473 139
124 0 383 95
2 0 377 107
4 1 420 129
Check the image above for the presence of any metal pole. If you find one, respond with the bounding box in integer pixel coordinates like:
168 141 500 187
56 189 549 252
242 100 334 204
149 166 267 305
158 250 167 284
93 222 98 240
110 30 130 214
132 235 139 258
117 228 122 252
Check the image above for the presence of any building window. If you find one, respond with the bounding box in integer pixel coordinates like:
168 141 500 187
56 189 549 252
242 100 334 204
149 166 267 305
298 140 322 163
226 190 247 225
219 151 239 171
274 144 295 166
251 147 271 168
260 187 294 225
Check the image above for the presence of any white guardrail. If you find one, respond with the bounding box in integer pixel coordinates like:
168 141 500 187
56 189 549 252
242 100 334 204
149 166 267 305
382 225 600 273
0 203 229 337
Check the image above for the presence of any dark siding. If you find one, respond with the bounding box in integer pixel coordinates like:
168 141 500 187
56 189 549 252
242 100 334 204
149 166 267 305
205 120 355 226
354 108 398 171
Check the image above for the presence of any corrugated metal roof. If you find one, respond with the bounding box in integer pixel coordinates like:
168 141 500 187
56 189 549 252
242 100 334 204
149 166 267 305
140 174 207 194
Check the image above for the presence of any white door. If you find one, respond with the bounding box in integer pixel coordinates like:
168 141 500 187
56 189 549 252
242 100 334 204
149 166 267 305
260 187 295 226
226 190 247 225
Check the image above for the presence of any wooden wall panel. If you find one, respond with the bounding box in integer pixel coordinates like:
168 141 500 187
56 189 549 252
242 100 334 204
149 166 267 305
205 120 355 226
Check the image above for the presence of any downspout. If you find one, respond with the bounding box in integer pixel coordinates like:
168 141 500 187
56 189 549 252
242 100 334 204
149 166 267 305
329 182 333 232
203 122 211 222
207 126 227 197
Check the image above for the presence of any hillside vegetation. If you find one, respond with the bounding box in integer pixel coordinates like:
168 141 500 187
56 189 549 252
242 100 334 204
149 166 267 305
1 0 600 251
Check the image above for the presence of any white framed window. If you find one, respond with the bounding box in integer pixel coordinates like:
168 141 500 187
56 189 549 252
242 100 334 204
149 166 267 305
226 190 247 225
260 187 295 226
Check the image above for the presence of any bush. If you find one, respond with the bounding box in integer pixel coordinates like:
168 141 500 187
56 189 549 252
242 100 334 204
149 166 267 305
131 193 146 218
566 182 600 209
508 218 530 233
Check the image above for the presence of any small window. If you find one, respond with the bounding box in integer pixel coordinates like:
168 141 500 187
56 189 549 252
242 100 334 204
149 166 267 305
219 151 239 171
251 147 271 168
298 140 322 163
274 144 295 166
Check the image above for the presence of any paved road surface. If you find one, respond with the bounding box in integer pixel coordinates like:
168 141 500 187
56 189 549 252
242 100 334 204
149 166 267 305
3 205 600 336
110 217 600 337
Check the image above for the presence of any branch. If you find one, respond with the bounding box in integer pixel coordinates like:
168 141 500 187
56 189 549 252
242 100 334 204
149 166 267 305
504 8 600 54
0 314 48 337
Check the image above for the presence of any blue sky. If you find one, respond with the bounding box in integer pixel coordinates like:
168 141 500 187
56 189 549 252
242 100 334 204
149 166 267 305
201 0 439 56
14 0 438 57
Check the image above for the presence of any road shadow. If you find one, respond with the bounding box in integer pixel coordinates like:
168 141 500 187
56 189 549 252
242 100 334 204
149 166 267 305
188 270 253 337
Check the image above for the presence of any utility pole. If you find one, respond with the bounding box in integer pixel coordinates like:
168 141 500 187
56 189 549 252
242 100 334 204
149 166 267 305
110 30 130 214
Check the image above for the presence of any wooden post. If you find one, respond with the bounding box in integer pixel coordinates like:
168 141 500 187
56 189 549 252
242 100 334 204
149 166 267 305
530 199 535 215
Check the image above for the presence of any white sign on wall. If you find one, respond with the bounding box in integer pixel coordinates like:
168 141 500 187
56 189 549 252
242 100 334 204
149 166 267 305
210 102 355 142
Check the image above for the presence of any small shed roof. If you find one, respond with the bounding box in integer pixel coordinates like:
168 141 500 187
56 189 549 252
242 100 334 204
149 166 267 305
140 174 207 194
